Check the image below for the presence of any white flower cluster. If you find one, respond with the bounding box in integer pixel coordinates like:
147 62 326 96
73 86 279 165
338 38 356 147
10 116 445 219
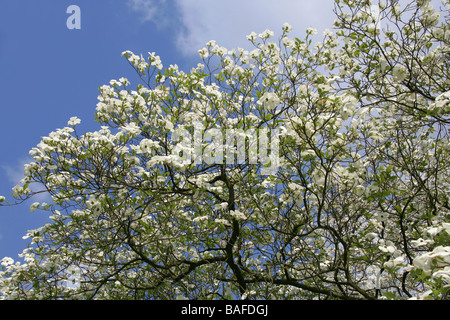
411 223 450 277
257 92 280 111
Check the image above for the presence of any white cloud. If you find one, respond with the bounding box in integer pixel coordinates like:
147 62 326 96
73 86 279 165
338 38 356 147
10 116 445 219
175 0 336 55
128 0 337 56
1 159 28 186
1 157 50 202
128 0 170 27
128 0 162 21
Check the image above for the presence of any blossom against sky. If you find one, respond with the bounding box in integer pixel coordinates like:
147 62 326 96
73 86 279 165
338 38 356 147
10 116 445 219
0 0 336 261
128 0 336 55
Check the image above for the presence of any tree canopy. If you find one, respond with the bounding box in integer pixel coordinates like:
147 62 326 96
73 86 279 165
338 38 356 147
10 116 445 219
1 0 449 300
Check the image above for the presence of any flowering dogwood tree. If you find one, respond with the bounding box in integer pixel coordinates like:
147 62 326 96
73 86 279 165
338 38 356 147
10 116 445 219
1 0 449 300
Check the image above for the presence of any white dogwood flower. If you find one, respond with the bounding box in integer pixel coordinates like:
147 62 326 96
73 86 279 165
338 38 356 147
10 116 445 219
258 92 280 110
67 116 81 127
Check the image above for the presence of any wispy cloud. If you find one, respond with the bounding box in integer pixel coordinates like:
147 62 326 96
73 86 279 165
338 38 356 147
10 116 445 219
1 157 50 202
128 0 163 22
128 0 172 28
174 0 336 55
127 0 337 56
1 159 28 187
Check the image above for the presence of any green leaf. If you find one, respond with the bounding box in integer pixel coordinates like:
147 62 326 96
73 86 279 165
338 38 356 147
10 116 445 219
382 292 397 300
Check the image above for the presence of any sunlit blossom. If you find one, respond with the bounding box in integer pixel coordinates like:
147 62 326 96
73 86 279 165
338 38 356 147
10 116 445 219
67 116 81 127
258 29 274 39
257 92 280 110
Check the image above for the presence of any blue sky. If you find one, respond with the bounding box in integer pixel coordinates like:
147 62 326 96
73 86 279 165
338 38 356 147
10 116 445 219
0 0 337 261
